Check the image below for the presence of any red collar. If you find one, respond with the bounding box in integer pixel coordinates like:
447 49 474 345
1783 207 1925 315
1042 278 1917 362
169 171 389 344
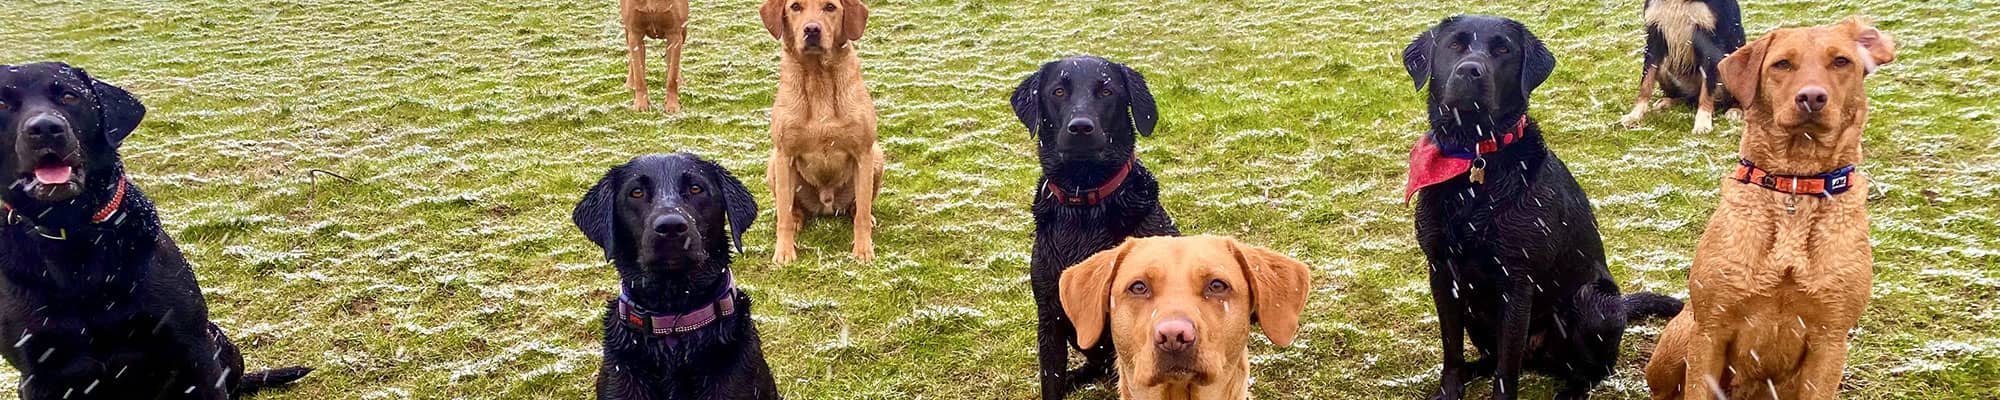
617 272 738 338
1046 158 1134 207
2 178 128 230
1731 159 1855 197
1403 116 1529 204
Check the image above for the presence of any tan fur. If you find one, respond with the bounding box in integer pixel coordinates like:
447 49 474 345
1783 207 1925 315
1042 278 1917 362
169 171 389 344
621 0 690 113
1645 17 1895 400
1059 236 1311 400
760 0 883 264
1625 0 1721 133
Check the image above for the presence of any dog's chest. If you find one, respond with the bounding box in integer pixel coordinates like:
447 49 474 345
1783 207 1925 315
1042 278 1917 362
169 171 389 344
1 309 174 381
1645 0 1717 74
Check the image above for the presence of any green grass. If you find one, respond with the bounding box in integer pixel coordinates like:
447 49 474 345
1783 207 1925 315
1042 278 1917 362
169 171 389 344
3 0 1998 398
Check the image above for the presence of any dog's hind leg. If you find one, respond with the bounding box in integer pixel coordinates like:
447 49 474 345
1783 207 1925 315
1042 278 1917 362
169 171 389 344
661 29 684 114
627 29 650 112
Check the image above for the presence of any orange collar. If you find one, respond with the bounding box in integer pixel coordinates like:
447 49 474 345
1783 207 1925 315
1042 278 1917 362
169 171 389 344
1731 160 1855 197
1047 157 1134 207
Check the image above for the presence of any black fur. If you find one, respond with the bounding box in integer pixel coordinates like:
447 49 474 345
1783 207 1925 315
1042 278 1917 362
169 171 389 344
1401 18 1681 400
573 153 777 400
0 62 310 399
1012 56 1179 400
1641 0 1746 109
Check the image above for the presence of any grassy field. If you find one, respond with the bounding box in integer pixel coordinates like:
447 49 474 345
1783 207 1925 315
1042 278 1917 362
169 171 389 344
3 0 1997 398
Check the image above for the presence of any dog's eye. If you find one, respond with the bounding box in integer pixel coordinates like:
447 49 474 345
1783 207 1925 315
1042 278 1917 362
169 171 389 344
1051 87 1067 97
0 101 9 112
822 3 836 12
1772 59 1795 71
1206 279 1229 295
1832 57 1852 68
628 189 646 199
1126 281 1149 296
688 184 704 195
1448 42 1464 51
1096 88 1112 97
790 2 803 12
58 94 79 105
1493 46 1511 55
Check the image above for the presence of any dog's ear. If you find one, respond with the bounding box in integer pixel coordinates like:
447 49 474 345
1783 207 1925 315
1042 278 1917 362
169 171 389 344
1720 32 1774 108
1117 63 1158 137
75 68 145 148
1059 239 1134 350
1402 28 1437 90
697 156 759 253
759 0 787 40
1227 238 1311 347
1010 65 1047 137
1515 22 1557 101
573 165 622 262
841 0 869 42
1843 16 1895 72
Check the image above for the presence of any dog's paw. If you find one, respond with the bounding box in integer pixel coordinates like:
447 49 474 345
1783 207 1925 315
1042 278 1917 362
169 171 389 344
1725 109 1745 123
630 101 650 113
851 241 875 262
1692 112 1716 135
1618 110 1646 128
772 246 798 265
1651 97 1674 111
659 100 682 114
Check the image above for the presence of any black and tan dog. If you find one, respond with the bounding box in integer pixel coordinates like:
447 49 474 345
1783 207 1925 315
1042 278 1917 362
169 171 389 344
1012 56 1179 400
0 62 312 399
573 153 778 399
1618 0 1746 134
1401 17 1682 400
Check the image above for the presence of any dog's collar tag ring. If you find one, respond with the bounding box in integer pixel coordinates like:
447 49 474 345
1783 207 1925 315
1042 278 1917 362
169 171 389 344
1468 157 1488 184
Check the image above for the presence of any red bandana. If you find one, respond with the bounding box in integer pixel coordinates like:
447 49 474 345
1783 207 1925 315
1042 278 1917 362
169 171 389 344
1403 116 1527 204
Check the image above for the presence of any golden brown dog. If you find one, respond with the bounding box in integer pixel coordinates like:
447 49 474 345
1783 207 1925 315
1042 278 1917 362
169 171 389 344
621 0 690 113
1644 16 1894 400
1059 236 1311 400
760 0 883 264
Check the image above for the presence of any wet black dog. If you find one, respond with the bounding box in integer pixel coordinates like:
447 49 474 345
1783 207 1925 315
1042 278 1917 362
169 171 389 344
1401 17 1681 400
573 153 778 400
1011 56 1179 400
0 62 311 399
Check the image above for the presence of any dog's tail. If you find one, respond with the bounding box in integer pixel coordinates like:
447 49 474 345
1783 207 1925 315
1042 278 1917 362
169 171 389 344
238 366 314 395
1623 292 1684 322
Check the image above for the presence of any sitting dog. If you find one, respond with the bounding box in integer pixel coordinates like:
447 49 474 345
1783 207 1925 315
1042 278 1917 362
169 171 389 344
759 0 885 264
1644 17 1894 400
574 153 778 399
1011 56 1180 400
1059 235 1310 400
1618 0 1747 134
1400 16 1683 400
0 62 312 399
622 0 691 113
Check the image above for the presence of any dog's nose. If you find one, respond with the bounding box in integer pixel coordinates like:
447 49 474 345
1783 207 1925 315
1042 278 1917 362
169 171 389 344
1153 317 1197 353
652 214 690 235
22 113 69 139
803 23 822 41
1454 61 1485 80
1066 118 1096 135
1795 86 1830 113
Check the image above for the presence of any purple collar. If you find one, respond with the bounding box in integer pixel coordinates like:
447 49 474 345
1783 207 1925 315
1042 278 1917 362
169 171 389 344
617 272 738 337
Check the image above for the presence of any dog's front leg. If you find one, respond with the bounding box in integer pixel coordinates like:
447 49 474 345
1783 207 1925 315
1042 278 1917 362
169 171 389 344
1682 327 1736 400
661 29 684 114
1429 267 1470 400
770 149 800 264
626 29 650 112
1033 287 1073 400
1793 334 1852 400
848 142 876 262
1621 65 1658 128
1489 280 1534 400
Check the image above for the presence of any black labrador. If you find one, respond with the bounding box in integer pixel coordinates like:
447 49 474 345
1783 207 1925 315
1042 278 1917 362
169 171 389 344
1400 17 1681 400
1011 56 1179 400
573 153 779 400
0 62 311 399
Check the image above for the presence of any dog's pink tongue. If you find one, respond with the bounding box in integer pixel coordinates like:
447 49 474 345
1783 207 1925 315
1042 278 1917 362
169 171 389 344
33 165 72 185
